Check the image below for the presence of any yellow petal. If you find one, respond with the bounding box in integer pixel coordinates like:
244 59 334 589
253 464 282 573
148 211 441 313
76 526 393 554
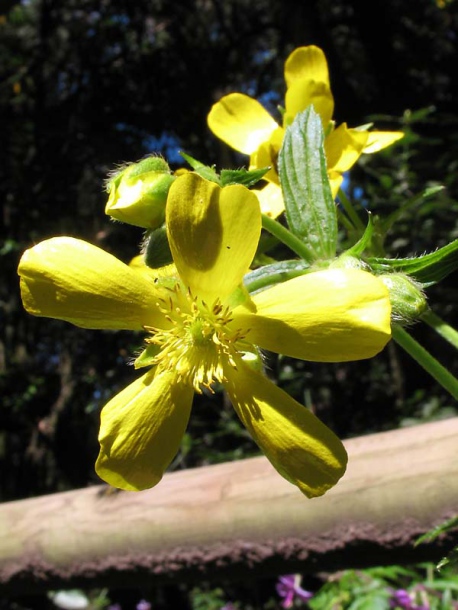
252 182 285 218
235 268 391 362
166 173 261 303
18 237 163 330
284 45 330 89
284 45 334 126
249 125 284 184
328 170 343 198
207 93 279 155
362 130 404 154
224 361 347 498
285 79 334 128
129 255 178 281
325 123 369 173
96 368 193 491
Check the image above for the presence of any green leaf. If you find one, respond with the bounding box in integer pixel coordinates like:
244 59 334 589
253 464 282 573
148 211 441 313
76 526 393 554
179 151 221 184
437 548 458 571
381 185 445 234
404 105 436 122
368 239 458 285
278 105 337 261
220 167 269 187
415 515 458 546
348 592 389 610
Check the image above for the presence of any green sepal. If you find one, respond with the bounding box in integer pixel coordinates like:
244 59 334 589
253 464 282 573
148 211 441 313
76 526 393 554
128 155 170 178
244 259 310 294
345 213 374 257
134 345 161 369
380 273 427 323
143 226 173 268
220 167 269 188
179 151 220 184
278 105 337 262
368 239 458 286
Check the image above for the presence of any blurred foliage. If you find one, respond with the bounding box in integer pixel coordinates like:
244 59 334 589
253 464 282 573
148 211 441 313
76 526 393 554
6 562 458 609
306 564 458 610
1 0 457 522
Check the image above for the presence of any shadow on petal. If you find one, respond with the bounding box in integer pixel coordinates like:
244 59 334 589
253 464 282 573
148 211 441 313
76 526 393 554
223 361 347 498
96 368 194 491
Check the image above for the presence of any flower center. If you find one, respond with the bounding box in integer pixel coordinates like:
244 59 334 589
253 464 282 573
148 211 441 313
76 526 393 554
145 283 248 392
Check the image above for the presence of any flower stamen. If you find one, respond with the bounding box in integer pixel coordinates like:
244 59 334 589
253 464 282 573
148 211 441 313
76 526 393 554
144 283 248 393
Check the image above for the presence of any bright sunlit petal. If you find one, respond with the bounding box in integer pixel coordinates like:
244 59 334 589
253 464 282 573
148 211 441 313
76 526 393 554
166 173 261 303
224 361 347 498
284 45 330 89
328 170 344 198
325 123 369 173
285 79 334 127
96 368 194 491
18 237 164 330
235 268 392 362
249 126 284 183
252 182 285 218
207 93 279 155
363 130 404 154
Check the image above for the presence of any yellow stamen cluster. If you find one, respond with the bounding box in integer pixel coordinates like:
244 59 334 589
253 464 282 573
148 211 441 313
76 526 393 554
145 284 247 392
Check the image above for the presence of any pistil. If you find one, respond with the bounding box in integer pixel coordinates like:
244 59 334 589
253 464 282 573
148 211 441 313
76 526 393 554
144 283 248 392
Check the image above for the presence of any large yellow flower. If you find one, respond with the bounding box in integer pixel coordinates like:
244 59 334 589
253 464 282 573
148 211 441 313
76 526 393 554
18 173 392 498
208 45 404 215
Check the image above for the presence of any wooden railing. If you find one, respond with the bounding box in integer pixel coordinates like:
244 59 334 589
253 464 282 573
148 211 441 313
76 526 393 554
1 418 458 595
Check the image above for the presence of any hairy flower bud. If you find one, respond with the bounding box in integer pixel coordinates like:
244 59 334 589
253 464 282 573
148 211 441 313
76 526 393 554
105 156 176 229
380 273 427 324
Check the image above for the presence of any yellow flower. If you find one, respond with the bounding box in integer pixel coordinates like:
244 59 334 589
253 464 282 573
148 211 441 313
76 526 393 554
18 173 392 498
208 45 404 216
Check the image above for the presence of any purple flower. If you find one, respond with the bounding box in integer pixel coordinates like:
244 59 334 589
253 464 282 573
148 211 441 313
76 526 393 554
136 601 152 610
276 574 313 608
389 588 429 610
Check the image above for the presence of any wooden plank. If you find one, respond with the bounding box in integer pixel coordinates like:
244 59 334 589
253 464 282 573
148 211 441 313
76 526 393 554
1 418 458 594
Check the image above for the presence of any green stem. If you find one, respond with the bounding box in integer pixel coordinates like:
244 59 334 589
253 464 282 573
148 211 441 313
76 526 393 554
244 267 309 294
392 325 458 400
422 309 458 351
337 188 366 234
261 214 315 262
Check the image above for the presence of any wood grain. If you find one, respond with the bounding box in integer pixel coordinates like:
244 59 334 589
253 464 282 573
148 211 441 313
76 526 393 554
1 418 458 593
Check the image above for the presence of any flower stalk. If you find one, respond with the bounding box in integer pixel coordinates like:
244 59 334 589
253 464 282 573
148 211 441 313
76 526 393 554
261 213 316 261
422 309 458 352
392 325 458 400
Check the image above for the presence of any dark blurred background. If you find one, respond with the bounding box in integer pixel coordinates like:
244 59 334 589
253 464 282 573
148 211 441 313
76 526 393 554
1 0 458 504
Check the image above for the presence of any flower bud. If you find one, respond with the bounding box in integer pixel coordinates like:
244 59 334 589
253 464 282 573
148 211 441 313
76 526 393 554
105 156 175 229
380 273 427 324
